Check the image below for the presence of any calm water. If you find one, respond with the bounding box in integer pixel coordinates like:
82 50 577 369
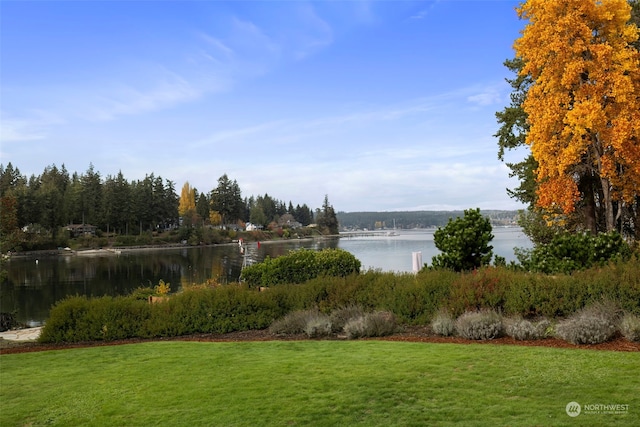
2 228 531 325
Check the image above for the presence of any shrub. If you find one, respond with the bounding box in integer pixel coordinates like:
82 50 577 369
329 305 366 333
447 267 508 317
431 208 494 272
455 309 503 340
619 313 640 342
503 317 550 340
384 271 454 324
555 300 621 345
431 309 455 336
241 248 360 288
154 279 171 296
129 287 156 301
343 311 396 339
315 249 361 277
39 295 151 343
518 232 631 274
303 312 332 338
269 309 321 335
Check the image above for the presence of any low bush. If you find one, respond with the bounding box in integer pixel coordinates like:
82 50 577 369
619 313 640 342
329 305 366 333
269 309 320 335
455 309 503 340
503 317 550 340
129 287 156 301
343 311 396 339
303 312 332 338
555 300 621 345
431 309 455 337
39 295 151 343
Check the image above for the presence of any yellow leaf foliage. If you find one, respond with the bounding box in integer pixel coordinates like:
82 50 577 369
178 181 196 217
209 210 222 226
515 0 640 214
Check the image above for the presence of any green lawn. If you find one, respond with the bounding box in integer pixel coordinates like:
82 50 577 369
1 341 638 426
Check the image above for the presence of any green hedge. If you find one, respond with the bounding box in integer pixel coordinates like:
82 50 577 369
40 257 640 343
240 248 361 287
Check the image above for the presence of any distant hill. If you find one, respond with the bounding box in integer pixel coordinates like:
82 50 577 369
336 210 520 231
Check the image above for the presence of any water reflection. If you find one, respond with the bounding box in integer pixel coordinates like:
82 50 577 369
1 229 531 325
1 238 340 325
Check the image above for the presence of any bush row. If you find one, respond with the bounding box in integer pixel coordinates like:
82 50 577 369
432 302 640 344
39 257 640 343
39 286 286 343
268 307 397 339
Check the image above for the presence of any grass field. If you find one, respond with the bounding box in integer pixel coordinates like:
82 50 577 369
1 341 638 426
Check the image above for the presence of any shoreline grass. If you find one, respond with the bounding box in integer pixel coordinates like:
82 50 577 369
2 341 638 426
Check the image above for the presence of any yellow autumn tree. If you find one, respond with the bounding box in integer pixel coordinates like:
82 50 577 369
515 0 640 233
178 182 196 217
209 210 222 227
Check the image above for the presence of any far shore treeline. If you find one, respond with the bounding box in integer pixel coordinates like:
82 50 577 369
0 162 341 252
336 210 520 231
0 162 519 254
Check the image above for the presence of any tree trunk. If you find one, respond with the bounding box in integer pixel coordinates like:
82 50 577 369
600 176 615 232
579 173 597 234
592 134 615 233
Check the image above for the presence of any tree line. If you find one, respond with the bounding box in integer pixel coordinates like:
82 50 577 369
0 163 338 251
336 210 519 231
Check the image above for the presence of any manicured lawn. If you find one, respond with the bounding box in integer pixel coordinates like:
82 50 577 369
1 341 638 426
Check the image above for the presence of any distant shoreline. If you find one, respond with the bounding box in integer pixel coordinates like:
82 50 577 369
4 235 340 260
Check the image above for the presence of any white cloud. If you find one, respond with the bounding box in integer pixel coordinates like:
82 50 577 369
84 71 201 122
409 0 442 20
199 33 235 57
466 84 505 106
0 118 45 142
289 3 333 60
0 110 64 143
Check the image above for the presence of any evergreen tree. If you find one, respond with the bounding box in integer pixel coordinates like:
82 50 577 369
431 208 494 272
316 195 339 234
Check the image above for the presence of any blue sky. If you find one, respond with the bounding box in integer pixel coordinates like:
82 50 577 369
1 0 528 212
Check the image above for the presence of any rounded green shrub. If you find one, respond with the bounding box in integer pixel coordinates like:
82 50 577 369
241 248 360 287
431 208 494 272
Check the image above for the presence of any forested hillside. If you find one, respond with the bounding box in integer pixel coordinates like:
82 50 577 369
0 163 339 251
336 210 520 231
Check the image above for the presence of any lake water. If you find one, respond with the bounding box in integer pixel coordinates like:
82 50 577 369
1 228 531 325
